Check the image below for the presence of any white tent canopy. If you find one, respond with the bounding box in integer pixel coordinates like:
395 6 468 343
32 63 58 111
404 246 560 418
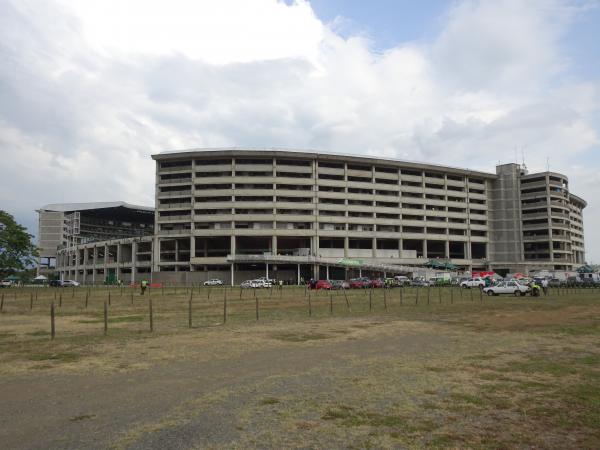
33 275 48 280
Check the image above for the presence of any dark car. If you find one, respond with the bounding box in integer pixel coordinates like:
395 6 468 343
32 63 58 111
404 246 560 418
330 280 350 290
49 280 63 287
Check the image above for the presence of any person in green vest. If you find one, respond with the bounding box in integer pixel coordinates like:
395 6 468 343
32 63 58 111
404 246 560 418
140 279 148 295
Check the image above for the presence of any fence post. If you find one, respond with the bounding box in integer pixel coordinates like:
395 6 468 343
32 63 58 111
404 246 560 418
30 293 33 310
343 288 350 311
50 302 55 340
369 288 372 311
451 288 454 304
383 288 388 311
329 292 333 315
108 292 111 306
400 286 403 305
85 291 89 309
59 293 62 308
103 300 108 335
223 290 227 324
470 288 473 302
416 287 419 305
149 298 154 332
308 292 312 317
255 294 259 321
1 292 4 311
189 292 193 328
427 286 430 305
438 287 442 304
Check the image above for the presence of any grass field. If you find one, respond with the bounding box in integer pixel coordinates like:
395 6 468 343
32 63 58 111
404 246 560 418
0 285 599 449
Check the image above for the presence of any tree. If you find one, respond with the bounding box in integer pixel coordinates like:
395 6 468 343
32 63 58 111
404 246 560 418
0 210 38 276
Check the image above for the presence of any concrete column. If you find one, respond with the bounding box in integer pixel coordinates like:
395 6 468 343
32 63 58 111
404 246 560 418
423 240 428 259
344 237 349 258
272 235 277 256
190 236 196 264
445 241 450 259
266 263 269 279
326 265 330 280
372 237 377 259
297 264 300 285
230 235 236 257
231 263 235 286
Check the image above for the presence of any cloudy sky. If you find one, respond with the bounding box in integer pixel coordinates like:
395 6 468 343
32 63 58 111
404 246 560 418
1 0 599 261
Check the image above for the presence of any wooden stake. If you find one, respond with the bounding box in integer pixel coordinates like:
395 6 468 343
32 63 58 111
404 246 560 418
188 292 193 328
50 302 55 340
343 288 350 311
383 288 388 311
223 290 227 324
85 292 89 309
308 292 312 317
59 293 62 308
255 294 259 321
1 292 4 311
103 300 108 335
30 293 33 310
329 292 333 315
149 298 153 332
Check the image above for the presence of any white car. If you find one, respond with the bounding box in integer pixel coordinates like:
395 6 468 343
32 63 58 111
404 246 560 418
483 281 529 297
62 280 80 287
241 280 260 289
203 279 223 286
460 277 486 289
0 280 13 288
253 279 272 288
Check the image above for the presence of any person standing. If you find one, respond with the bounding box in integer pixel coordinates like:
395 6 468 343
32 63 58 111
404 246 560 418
140 279 148 295
542 278 548 296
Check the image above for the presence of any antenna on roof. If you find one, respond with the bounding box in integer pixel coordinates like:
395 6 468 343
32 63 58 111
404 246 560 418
520 147 528 175
546 157 550 172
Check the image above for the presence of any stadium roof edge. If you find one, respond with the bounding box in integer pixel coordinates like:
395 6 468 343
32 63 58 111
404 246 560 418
151 147 498 178
37 201 154 213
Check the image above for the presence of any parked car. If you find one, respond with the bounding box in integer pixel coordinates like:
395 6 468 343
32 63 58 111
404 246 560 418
548 278 563 288
369 279 385 288
460 277 486 289
49 280 63 287
241 280 259 289
330 280 350 290
314 280 333 290
411 278 430 287
393 276 412 286
252 279 271 288
61 280 80 287
349 278 369 289
0 280 13 288
203 278 223 286
483 280 529 296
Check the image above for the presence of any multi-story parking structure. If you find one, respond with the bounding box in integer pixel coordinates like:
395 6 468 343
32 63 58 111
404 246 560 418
53 149 587 284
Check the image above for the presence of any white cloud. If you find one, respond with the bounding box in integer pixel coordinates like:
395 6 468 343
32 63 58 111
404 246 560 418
0 0 599 260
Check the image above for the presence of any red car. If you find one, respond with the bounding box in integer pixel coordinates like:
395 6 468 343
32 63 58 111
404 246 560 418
349 278 368 289
369 279 384 288
314 280 332 290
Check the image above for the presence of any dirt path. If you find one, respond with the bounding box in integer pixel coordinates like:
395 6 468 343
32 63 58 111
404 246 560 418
1 317 453 449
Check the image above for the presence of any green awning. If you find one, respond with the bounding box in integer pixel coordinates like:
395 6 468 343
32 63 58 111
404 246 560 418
336 258 364 267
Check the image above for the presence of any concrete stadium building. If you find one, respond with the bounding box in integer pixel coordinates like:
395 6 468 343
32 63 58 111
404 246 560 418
38 202 154 281
54 148 587 284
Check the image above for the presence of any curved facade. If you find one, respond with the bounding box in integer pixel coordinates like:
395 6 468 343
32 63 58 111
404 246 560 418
54 149 587 284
